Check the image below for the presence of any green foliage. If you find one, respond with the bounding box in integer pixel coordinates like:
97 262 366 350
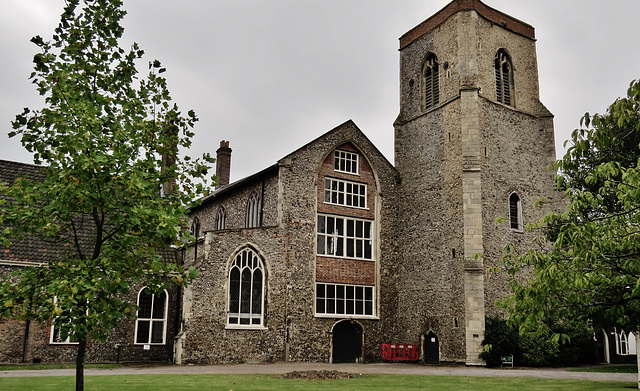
499 79 640 365
480 316 521 367
0 0 214 389
481 317 597 367
519 328 559 367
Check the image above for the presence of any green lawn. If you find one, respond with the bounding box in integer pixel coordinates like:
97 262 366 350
0 374 634 391
570 365 637 374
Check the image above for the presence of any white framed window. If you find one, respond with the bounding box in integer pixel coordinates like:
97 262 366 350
317 214 373 260
629 332 637 355
245 191 261 228
334 150 359 174
495 49 513 106
216 206 227 230
324 178 367 209
135 288 168 345
423 52 439 109
49 297 78 344
50 321 78 344
509 192 523 231
50 323 78 344
227 248 265 328
315 283 374 317
615 328 634 356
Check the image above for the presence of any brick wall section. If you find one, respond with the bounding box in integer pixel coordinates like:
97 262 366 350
215 140 232 187
315 257 375 285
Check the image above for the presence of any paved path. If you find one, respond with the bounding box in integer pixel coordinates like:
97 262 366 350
0 362 636 382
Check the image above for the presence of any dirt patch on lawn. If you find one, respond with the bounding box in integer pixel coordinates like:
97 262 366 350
279 370 356 380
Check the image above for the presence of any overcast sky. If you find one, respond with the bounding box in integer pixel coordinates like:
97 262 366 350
2 0 639 182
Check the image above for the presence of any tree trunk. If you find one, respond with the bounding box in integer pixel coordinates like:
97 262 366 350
21 319 30 363
636 330 640 389
75 338 86 391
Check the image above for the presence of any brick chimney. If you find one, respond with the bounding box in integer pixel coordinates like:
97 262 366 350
161 123 178 196
216 140 232 188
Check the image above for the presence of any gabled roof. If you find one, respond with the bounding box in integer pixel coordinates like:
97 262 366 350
400 0 535 50
192 119 395 211
281 119 395 172
193 163 279 211
0 159 180 265
0 160 62 264
0 159 44 185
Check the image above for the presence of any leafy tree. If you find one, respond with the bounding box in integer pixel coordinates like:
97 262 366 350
0 1 214 389
501 79 640 386
480 316 521 367
481 316 595 367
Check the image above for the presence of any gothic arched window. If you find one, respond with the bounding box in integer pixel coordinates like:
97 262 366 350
616 328 630 355
495 49 513 106
216 206 227 230
190 216 201 238
423 53 440 109
227 247 265 327
245 191 261 228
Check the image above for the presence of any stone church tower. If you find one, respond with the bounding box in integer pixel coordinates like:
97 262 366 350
393 0 557 364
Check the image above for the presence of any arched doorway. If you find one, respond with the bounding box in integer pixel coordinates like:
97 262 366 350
423 331 439 364
332 320 363 363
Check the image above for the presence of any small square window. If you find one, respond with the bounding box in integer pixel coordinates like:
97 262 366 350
334 151 359 174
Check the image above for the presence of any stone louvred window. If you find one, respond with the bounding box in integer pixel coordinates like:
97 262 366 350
227 248 264 327
135 288 168 345
423 52 439 109
495 49 513 106
334 150 359 174
315 283 374 316
245 191 261 228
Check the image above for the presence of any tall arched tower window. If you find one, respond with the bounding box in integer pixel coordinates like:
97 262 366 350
227 247 265 327
495 49 513 106
245 191 261 228
509 192 523 231
423 53 440 109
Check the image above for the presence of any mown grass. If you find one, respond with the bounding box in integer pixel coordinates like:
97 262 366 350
0 374 634 391
570 365 637 374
